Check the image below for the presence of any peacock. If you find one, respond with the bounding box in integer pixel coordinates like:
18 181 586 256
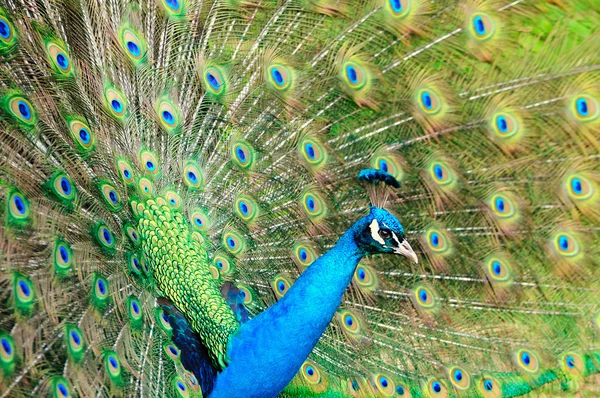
0 0 599 396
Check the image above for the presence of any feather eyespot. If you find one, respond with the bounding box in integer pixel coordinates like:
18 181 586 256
469 12 496 41
104 87 128 120
514 349 540 373
386 0 411 18
173 376 189 397
53 239 73 276
223 231 245 255
231 141 255 169
235 195 258 222
570 94 599 122
183 162 203 190
0 16 16 47
7 189 30 226
342 61 369 91
426 378 447 396
271 275 292 299
448 365 471 390
267 64 293 91
7 95 37 125
52 378 71 398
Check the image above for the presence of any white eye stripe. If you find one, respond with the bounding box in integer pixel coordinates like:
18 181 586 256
369 219 386 245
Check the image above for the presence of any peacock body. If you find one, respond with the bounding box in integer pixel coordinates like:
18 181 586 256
1 0 600 397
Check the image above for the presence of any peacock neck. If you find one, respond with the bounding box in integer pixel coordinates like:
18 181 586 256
210 218 368 398
275 223 365 326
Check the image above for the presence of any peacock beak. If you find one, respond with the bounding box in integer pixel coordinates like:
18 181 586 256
394 240 418 264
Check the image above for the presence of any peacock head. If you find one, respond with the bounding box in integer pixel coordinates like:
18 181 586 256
355 206 418 263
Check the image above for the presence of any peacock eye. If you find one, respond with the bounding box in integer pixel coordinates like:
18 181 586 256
379 229 392 239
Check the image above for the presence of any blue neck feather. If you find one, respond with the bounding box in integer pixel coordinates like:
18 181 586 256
210 218 368 398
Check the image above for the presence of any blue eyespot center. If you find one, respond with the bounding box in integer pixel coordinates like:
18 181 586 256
495 197 505 212
433 164 443 180
227 237 235 248
19 280 31 296
299 249 307 261
1 338 12 355
57 382 68 396
56 53 68 69
162 110 174 124
18 101 31 120
571 177 582 194
169 345 177 355
187 171 198 183
576 97 589 117
108 190 117 203
59 246 69 262
14 195 25 214
70 330 80 345
432 381 441 393
430 232 439 247
305 143 315 159
239 202 249 215
380 377 388 388
207 72 220 90
378 159 389 172
97 279 106 295
60 177 71 195
473 16 486 35
271 68 284 86
484 379 493 391
277 281 286 292
346 65 358 84
390 0 402 12
306 366 314 376
177 381 186 391
492 261 502 276
453 369 462 381
236 147 246 162
79 128 90 143
108 355 118 369
133 257 140 269
496 115 508 133
566 355 575 368
396 385 405 395
0 20 10 39
421 91 432 109
419 288 428 302
306 196 315 211
195 217 203 226
345 315 354 327
351 381 360 391
146 161 155 171
111 99 122 112
126 41 140 56
357 268 366 281
558 235 569 251
521 352 531 365
132 301 140 314
165 0 180 10
102 228 112 244
123 169 131 178
216 261 223 269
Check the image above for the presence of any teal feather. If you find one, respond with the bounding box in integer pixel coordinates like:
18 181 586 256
0 0 599 397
